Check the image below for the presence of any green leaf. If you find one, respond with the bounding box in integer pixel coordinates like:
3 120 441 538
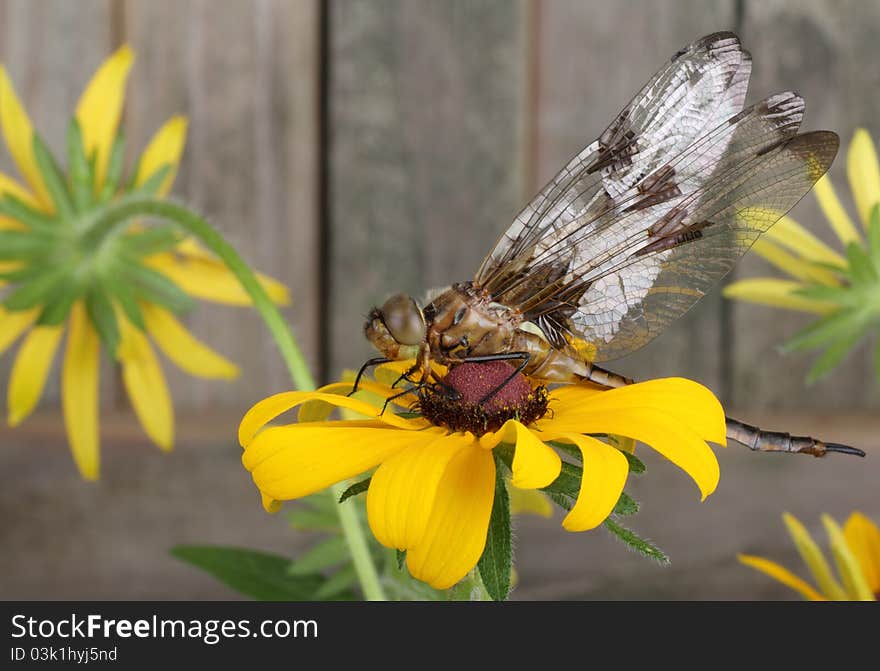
603 519 668 563
845 241 877 286
3 263 71 311
171 546 327 601
66 118 93 212
98 131 127 202
806 329 865 385
792 284 852 305
0 230 55 259
37 276 86 326
477 452 512 601
128 164 172 199
623 451 646 474
312 565 358 601
32 132 74 219
123 262 195 314
287 505 339 532
287 537 350 576
782 308 868 352
338 477 371 503
875 337 880 383
0 194 57 232
85 287 120 357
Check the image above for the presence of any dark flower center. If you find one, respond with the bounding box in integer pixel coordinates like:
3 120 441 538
417 361 549 437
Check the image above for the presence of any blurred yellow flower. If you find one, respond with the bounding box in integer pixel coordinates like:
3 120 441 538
239 360 726 590
739 511 879 601
0 46 289 480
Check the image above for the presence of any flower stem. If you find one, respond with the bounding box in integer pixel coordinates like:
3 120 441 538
86 196 387 601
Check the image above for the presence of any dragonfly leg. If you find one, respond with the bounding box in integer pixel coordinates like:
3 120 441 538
725 416 865 458
348 357 392 396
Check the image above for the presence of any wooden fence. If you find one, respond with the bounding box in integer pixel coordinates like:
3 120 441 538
1 0 878 414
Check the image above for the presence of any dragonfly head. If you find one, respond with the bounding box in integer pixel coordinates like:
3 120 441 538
365 293 426 359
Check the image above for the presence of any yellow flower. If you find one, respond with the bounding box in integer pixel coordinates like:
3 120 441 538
239 360 726 590
724 129 878 314
739 511 880 601
0 46 289 480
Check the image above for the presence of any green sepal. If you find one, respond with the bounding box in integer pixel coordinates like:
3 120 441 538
867 204 880 270
36 276 86 326
0 229 56 260
782 308 869 352
85 286 120 357
338 477 371 503
806 329 865 384
123 261 195 314
287 537 350 576
31 132 74 219
171 546 340 601
603 519 668 563
3 262 71 311
845 240 877 286
396 549 406 570
477 451 512 601
613 492 639 516
66 118 93 212
120 224 184 257
128 164 172 198
102 274 145 331
98 131 127 202
0 194 57 233
286 496 340 532
623 451 646 474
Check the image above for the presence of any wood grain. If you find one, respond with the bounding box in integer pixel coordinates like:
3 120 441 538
326 0 527 377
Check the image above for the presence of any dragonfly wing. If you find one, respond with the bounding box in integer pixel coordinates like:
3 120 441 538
477 31 751 288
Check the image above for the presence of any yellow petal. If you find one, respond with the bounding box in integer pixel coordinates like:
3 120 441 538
782 512 846 600
245 422 424 501
558 433 629 532
822 514 875 601
297 380 415 423
844 512 880 595
145 253 290 306
749 238 840 286
0 67 52 209
0 171 40 229
847 129 880 228
7 323 64 426
134 115 187 196
261 492 282 514
549 377 726 446
75 45 134 189
764 216 847 267
0 306 38 357
118 314 173 451
405 443 496 590
62 302 100 480
508 486 553 518
367 434 470 552
738 554 826 601
723 278 837 315
813 175 862 245
238 390 426 448
142 302 238 380
481 419 561 489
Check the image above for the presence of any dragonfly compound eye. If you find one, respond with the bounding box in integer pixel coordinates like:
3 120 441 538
380 294 426 346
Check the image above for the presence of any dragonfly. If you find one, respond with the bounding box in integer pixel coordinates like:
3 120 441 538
359 31 864 458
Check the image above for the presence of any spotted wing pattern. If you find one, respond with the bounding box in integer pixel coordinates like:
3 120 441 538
475 32 838 361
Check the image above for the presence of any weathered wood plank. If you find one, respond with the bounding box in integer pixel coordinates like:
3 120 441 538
327 0 527 376
123 0 321 407
530 0 738 393
733 0 880 410
0 0 117 409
